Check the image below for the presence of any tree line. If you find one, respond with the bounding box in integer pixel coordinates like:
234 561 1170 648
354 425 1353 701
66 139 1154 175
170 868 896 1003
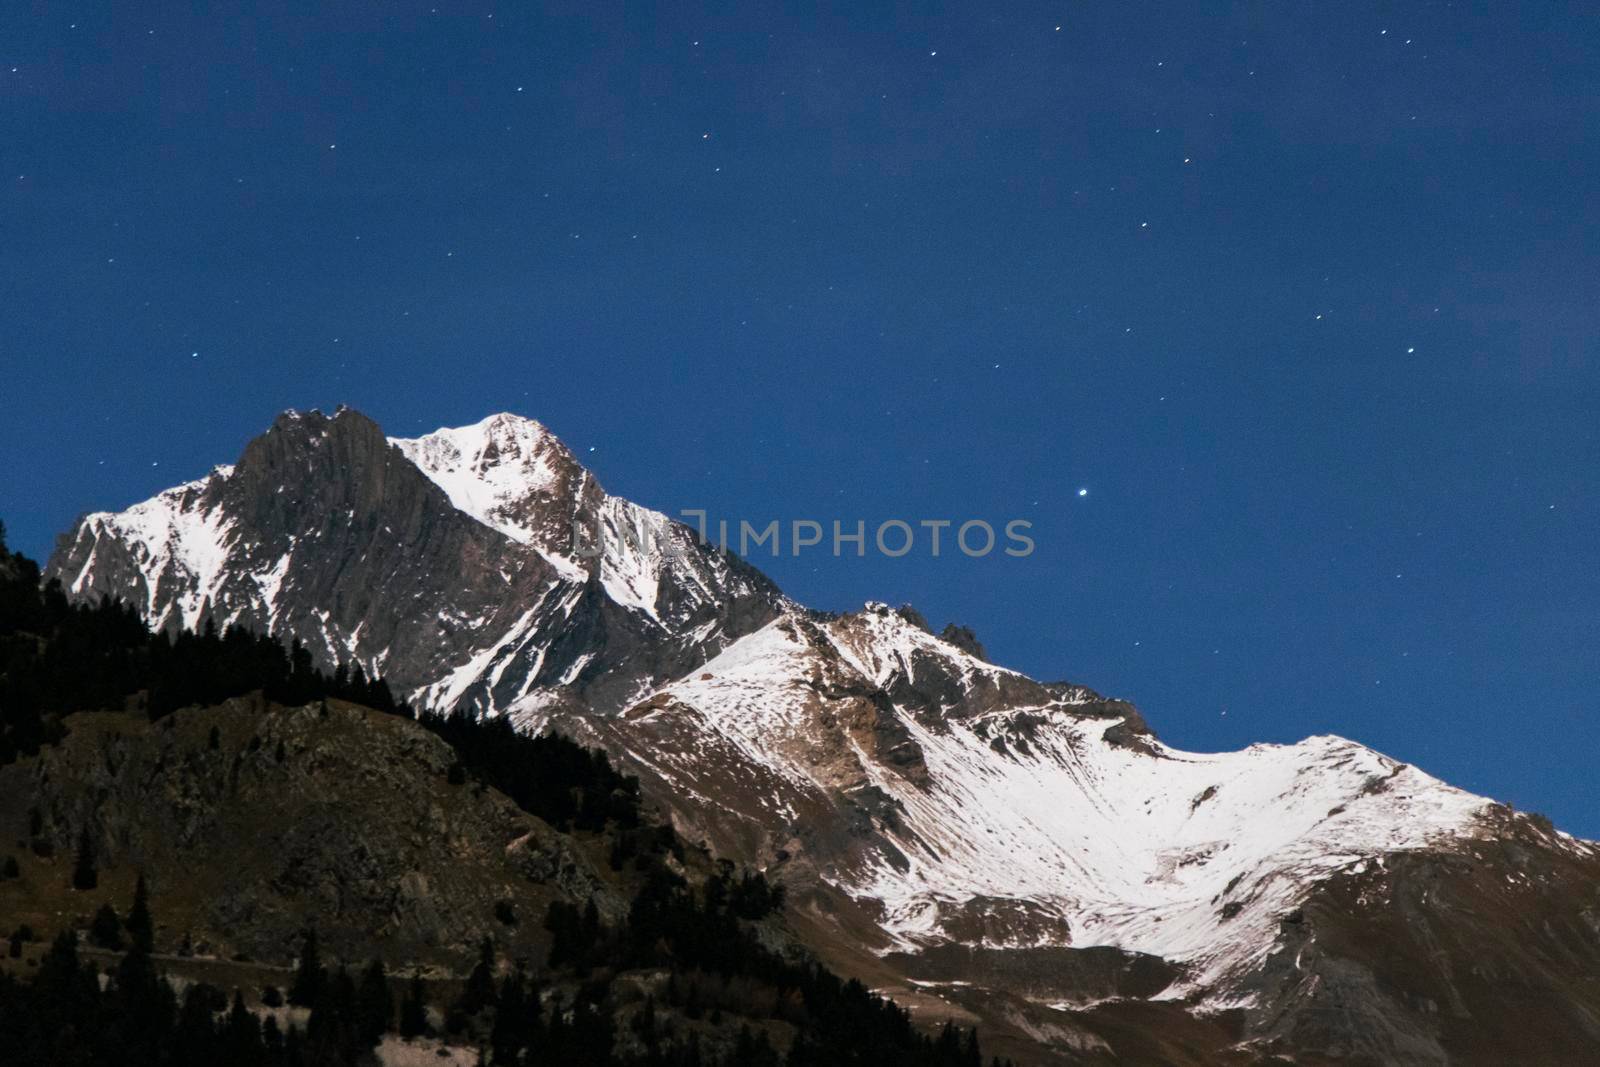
0 530 405 766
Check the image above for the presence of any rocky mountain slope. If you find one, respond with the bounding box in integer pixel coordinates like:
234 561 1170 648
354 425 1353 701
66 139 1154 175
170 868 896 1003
558 606 1600 1063
47 409 1600 1064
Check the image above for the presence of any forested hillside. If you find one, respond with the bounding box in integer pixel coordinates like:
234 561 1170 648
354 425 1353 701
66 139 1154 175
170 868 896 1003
0 522 1004 1066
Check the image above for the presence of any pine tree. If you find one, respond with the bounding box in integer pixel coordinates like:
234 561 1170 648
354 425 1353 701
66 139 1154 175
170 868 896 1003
961 1027 982 1067
225 991 262 1062
89 903 124 949
262 1015 285 1055
399 974 429 1039
288 927 324 1007
458 936 496 1015
126 872 153 952
356 959 393 1044
71 825 98 890
490 968 530 1062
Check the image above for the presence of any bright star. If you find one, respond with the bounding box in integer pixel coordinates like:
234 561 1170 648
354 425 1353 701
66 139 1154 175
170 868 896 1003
1077 488 1089 497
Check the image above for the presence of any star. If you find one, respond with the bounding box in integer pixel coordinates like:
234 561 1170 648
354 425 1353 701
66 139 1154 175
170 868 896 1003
1077 488 1089 497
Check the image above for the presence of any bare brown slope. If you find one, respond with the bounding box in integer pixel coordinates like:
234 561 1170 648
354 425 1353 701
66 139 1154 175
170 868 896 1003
1236 807 1600 1065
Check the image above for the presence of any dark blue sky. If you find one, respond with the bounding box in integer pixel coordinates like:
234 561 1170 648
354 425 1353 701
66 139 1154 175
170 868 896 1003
4 4 1597 831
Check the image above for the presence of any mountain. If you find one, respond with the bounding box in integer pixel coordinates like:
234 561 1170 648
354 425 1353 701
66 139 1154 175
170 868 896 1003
49 408 788 715
47 409 1600 1065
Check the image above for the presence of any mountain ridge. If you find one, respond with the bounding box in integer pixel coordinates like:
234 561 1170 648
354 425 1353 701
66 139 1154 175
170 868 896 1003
44 407 1600 1064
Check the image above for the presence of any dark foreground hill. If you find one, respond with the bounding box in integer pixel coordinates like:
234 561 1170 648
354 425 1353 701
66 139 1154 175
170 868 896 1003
0 528 999 1067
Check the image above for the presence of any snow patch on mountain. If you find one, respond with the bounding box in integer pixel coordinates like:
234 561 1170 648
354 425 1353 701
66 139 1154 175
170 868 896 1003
393 414 778 632
393 413 587 580
592 497 669 621
65 466 239 630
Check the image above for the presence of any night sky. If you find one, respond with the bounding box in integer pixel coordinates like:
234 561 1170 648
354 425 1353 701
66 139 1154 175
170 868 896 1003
4 5 1597 832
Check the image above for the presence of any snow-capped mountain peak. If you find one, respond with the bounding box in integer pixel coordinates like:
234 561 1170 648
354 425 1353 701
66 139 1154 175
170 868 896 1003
51 407 788 715
391 413 578 552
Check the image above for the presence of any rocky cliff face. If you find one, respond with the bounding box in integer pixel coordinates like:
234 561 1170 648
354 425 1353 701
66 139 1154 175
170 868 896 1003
44 408 1600 1064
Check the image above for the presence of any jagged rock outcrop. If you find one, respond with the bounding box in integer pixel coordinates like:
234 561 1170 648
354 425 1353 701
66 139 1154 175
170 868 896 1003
938 622 987 661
